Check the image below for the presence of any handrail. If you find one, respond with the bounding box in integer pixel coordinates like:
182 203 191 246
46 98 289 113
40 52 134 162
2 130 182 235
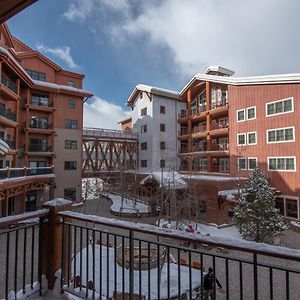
1 74 17 94
59 210 300 262
0 209 49 227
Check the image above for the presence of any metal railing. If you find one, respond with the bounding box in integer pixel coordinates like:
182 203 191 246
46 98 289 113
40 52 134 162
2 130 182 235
59 211 300 300
210 100 228 110
193 125 206 133
83 128 138 140
210 122 229 131
210 143 229 151
28 144 52 152
0 105 16 121
211 165 230 173
4 139 16 149
1 208 300 299
29 122 52 130
0 210 48 300
1 74 17 94
0 167 53 179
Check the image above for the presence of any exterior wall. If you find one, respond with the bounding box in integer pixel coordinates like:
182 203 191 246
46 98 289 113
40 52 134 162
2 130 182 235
131 92 179 173
228 83 300 198
54 128 82 202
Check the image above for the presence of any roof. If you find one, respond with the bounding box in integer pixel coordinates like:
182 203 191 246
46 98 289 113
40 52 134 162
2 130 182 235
203 65 235 76
140 172 188 190
180 72 300 96
126 84 180 107
118 115 132 124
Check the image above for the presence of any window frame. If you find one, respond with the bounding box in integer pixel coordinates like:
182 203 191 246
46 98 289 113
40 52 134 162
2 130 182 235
141 107 147 116
247 106 256 120
248 157 258 170
141 124 147 133
160 105 166 114
160 141 166 150
64 161 77 170
68 99 76 109
160 159 165 168
247 131 257 145
266 126 295 144
140 142 147 150
267 156 296 172
64 188 76 201
160 123 165 132
141 160 147 168
237 133 246 146
237 109 246 122
238 158 247 170
65 140 78 150
266 97 294 117
65 119 78 129
276 195 299 220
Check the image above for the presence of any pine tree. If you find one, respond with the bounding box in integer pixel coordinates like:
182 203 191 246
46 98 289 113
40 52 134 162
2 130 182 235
234 168 285 243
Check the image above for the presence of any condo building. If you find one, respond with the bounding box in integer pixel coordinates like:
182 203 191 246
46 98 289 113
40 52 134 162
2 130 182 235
125 84 180 173
123 66 300 221
0 23 92 217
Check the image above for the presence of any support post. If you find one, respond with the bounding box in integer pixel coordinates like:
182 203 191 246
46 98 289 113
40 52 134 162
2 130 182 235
42 198 73 289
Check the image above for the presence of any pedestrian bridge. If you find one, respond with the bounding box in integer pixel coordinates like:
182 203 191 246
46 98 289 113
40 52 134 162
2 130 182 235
82 127 138 177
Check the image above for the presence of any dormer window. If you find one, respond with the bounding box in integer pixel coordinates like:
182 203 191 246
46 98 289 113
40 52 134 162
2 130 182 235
67 80 74 87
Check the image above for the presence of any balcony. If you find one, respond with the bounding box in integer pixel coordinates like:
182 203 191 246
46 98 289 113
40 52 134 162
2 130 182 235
0 105 16 122
0 166 53 179
192 144 207 152
193 124 206 133
192 164 208 172
1 74 17 94
210 99 228 110
211 165 230 173
1 204 300 300
28 144 52 152
4 139 16 150
192 105 206 116
210 143 229 151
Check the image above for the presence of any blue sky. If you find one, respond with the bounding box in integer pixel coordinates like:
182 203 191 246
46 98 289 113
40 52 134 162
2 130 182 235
8 0 300 128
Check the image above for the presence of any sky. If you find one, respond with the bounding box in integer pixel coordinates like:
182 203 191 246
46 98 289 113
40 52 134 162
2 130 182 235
7 0 300 129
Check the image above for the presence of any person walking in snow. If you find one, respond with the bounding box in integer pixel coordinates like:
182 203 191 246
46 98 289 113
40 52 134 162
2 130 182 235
203 268 223 300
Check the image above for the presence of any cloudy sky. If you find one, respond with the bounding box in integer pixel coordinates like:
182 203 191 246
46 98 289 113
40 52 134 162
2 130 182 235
8 0 300 128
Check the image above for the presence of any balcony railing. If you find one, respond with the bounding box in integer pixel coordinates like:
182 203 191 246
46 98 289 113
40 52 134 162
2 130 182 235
179 128 188 136
193 144 207 152
28 144 52 152
29 122 52 130
180 146 189 153
0 105 16 121
1 205 300 300
3 139 16 149
83 127 138 140
210 99 228 110
193 125 206 133
1 74 17 94
210 143 229 151
192 105 206 116
0 166 53 179
210 122 229 130
178 110 187 118
192 164 208 172
211 165 230 173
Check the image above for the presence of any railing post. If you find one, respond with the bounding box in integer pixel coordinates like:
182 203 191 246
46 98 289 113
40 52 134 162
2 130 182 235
253 253 258 300
42 199 73 290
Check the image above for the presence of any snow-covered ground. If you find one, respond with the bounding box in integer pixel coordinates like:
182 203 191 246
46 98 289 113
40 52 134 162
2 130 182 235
159 219 242 241
104 192 150 215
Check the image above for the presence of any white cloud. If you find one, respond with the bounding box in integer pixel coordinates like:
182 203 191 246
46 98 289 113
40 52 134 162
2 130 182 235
63 0 94 22
64 0 300 77
36 43 79 70
84 97 130 129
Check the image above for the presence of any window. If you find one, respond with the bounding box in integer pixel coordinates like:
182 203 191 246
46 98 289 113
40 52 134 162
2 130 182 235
64 188 76 201
267 127 295 143
160 124 165 132
65 140 78 149
160 142 166 150
64 161 77 170
30 116 48 129
268 157 296 171
247 132 257 145
237 109 245 122
276 196 299 219
266 97 293 116
141 142 147 150
139 92 143 99
67 80 74 87
68 99 76 109
160 160 165 168
238 158 247 170
141 124 147 133
248 158 257 170
247 106 256 120
141 160 147 168
160 106 166 114
29 138 48 152
65 119 78 129
31 94 49 107
237 133 246 146
141 107 147 116
25 69 46 81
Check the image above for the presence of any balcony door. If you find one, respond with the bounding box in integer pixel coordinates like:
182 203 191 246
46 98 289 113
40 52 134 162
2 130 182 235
219 158 229 173
26 192 37 212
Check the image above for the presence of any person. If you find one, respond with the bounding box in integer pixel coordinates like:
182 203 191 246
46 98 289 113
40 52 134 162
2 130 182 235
203 268 222 300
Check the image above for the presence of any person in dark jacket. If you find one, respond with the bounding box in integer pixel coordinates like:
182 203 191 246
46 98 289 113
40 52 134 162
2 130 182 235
203 268 222 300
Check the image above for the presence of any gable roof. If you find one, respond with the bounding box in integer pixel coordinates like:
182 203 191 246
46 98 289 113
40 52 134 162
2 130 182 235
126 84 179 107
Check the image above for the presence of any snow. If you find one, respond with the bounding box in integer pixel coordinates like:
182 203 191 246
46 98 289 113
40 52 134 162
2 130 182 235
60 210 300 260
140 172 188 189
218 189 245 201
44 198 73 207
180 174 247 182
103 193 150 214
290 221 300 228
70 244 202 299
0 174 55 184
72 202 84 208
0 209 49 225
33 80 92 96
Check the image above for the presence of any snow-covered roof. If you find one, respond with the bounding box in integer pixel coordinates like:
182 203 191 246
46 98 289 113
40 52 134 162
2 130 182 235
140 171 188 189
203 65 235 76
180 72 300 95
126 84 179 106
180 173 246 182
218 189 245 201
117 115 132 124
44 198 73 207
33 80 93 97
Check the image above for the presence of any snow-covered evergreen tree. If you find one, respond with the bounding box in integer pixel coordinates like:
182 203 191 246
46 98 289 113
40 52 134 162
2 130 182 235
234 168 285 243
